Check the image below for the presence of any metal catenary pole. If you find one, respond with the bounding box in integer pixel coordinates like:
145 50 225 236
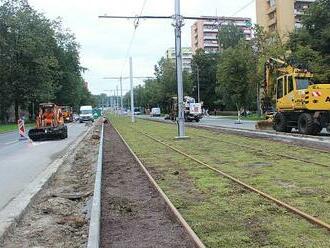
129 57 135 123
99 4 252 136
120 77 123 111
116 85 119 111
113 90 115 111
174 0 186 138
197 65 200 103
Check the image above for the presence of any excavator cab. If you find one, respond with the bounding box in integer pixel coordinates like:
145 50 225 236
275 73 313 111
28 103 68 141
261 58 330 135
60 106 73 123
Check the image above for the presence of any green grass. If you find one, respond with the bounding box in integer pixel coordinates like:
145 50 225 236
110 115 330 247
0 123 34 134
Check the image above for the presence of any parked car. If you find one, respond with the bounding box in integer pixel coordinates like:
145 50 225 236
134 108 141 115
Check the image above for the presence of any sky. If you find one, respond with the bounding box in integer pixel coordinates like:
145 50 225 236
28 0 257 96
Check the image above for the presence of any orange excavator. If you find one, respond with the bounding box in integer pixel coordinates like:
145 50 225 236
28 103 68 141
60 106 73 123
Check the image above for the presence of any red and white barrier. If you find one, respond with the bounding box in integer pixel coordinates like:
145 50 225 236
18 119 28 140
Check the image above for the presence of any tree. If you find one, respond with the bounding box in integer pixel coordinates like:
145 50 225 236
216 41 257 112
124 57 192 113
288 0 330 82
0 0 93 122
218 23 244 50
191 49 218 110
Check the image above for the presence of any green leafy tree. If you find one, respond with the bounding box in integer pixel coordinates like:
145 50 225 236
123 57 192 113
0 0 93 122
216 41 257 111
218 23 244 50
191 49 218 110
288 0 330 82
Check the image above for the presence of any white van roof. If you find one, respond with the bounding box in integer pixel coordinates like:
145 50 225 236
80 105 92 110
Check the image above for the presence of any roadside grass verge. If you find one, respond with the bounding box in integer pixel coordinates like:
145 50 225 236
223 113 266 121
110 115 330 247
0 123 34 134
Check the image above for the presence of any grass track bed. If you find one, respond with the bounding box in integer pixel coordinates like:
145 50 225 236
110 116 330 247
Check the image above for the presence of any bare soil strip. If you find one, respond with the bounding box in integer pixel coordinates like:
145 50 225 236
100 123 197 248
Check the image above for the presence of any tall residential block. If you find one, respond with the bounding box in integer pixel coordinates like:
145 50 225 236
191 16 252 54
256 0 316 39
166 47 193 72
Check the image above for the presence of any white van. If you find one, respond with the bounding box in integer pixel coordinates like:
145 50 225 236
150 107 161 117
79 106 94 122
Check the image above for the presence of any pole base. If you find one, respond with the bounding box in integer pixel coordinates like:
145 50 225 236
175 136 190 140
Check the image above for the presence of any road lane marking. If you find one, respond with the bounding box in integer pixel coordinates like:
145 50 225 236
5 140 19 145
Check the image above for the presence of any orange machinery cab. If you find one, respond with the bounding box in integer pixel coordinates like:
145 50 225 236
29 103 67 141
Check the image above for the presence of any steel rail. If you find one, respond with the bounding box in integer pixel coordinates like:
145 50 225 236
134 129 330 232
194 134 330 168
112 123 206 248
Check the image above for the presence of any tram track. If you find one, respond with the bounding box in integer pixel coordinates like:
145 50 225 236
130 127 330 232
100 123 205 247
193 133 330 168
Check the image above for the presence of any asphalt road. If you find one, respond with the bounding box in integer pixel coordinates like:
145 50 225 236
0 122 89 210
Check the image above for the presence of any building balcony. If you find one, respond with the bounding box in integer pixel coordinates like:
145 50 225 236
204 35 217 40
203 27 218 32
267 17 277 27
294 9 305 16
204 43 219 48
266 6 276 15
296 0 316 2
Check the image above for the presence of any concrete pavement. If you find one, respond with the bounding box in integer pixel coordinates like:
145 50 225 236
0 123 88 210
195 116 257 130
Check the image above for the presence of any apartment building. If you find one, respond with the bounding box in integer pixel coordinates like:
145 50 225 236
166 47 193 72
256 0 316 39
191 16 252 54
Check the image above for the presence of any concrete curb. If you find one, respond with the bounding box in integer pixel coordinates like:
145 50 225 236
87 123 104 248
113 124 206 248
0 123 95 245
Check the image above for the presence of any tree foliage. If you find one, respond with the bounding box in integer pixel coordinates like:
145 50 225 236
0 0 93 123
191 49 218 109
288 0 330 82
218 23 244 50
123 57 192 113
216 41 257 111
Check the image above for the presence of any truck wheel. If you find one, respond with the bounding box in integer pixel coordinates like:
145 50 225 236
195 119 200 123
272 112 288 132
298 113 314 135
60 126 68 139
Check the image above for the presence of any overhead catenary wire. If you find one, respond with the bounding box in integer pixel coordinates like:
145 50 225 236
231 0 255 17
119 0 148 78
